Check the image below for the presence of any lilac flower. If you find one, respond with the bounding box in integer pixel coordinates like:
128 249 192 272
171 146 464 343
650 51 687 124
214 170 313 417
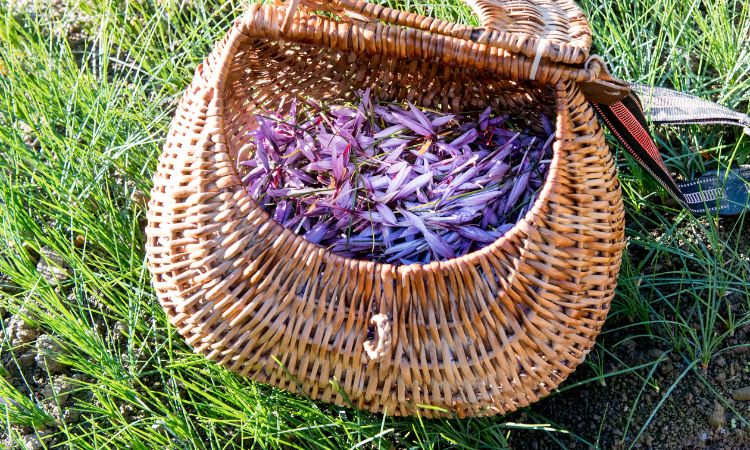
303 221 330 244
241 93 554 264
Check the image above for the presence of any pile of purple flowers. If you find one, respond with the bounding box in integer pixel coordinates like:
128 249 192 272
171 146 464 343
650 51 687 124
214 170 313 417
241 91 554 265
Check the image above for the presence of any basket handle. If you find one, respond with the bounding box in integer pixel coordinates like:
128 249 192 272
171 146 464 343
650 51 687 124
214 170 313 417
280 0 478 39
318 0 530 34
279 0 598 72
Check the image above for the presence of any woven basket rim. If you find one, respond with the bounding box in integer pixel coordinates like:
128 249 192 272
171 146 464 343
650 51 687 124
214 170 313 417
215 12 568 272
222 4 602 90
293 0 593 66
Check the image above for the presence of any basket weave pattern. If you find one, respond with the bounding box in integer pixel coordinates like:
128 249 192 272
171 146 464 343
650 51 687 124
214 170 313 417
146 1 625 417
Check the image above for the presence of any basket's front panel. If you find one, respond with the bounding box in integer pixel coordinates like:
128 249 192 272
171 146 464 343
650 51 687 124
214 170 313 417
146 14 624 418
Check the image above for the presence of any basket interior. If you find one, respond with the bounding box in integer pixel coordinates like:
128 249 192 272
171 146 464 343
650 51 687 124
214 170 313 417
219 37 561 265
222 39 558 167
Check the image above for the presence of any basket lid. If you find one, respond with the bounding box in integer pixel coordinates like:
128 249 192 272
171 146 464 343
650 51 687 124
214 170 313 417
464 0 592 65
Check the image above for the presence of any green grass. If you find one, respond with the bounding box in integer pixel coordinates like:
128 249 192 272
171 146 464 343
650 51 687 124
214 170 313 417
0 0 749 448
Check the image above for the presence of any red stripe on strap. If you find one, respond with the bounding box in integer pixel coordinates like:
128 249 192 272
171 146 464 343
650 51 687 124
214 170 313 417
610 102 675 184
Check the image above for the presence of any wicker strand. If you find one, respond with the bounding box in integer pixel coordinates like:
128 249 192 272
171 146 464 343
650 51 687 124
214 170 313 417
363 314 392 362
281 0 301 34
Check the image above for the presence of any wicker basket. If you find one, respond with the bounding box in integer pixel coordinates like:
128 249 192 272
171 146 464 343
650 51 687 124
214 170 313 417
146 0 626 418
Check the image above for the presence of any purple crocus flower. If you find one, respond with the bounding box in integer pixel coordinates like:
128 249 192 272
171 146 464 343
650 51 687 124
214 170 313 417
241 92 554 264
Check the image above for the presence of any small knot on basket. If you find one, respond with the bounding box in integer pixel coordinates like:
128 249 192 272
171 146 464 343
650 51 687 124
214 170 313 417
583 54 608 79
528 39 550 81
363 313 391 363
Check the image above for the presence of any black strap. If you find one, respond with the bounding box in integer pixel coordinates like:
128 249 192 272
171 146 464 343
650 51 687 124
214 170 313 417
591 87 750 215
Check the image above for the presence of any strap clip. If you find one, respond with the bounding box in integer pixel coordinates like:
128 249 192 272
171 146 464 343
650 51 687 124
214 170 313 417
580 55 631 104
580 78 632 105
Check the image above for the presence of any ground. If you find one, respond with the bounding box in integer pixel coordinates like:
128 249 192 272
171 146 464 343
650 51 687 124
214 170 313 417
0 0 749 449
